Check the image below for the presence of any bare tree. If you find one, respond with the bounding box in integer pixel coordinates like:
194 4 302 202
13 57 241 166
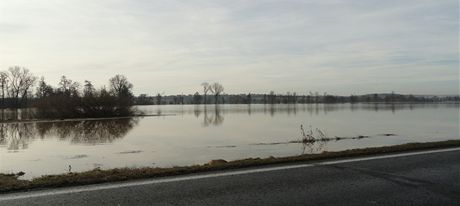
83 80 96 97
109 75 133 98
0 72 8 108
36 77 54 98
7 66 37 107
58 76 79 97
201 82 212 104
210 82 224 104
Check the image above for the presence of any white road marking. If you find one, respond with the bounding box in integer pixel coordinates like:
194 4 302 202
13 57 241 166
1 147 459 201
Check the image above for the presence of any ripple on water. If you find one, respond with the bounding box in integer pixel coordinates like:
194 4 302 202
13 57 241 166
65 154 89 159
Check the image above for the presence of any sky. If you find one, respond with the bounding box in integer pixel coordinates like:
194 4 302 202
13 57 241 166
0 0 458 96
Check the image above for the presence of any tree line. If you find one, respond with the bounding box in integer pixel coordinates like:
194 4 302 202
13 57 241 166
0 66 134 118
0 66 456 110
136 85 459 105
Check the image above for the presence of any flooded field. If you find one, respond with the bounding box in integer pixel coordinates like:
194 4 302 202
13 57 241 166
0 103 459 179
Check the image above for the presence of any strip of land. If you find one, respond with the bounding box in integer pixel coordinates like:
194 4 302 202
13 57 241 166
0 114 175 124
1 140 459 193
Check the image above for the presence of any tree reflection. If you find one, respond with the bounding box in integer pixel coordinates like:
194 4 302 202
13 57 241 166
193 105 202 118
0 118 138 150
183 103 448 127
0 108 36 121
198 105 224 127
0 122 35 150
38 118 139 144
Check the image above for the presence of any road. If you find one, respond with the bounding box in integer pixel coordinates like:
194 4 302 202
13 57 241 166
1 148 459 206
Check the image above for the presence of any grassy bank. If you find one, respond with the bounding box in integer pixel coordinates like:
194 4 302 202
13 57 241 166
1 140 460 193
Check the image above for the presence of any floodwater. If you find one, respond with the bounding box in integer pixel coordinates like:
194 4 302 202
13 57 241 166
0 103 459 179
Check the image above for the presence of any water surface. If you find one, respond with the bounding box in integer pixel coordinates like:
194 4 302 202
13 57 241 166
0 103 458 179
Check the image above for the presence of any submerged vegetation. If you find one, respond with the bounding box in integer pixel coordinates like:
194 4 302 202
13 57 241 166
299 125 370 143
300 125 329 143
1 140 459 193
267 125 371 154
253 125 371 148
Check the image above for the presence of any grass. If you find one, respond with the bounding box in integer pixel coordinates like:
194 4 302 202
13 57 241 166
1 139 460 193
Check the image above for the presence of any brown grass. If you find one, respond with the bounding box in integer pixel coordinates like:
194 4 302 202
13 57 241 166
1 140 459 193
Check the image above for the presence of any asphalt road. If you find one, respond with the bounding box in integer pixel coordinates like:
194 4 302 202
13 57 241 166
1 148 459 206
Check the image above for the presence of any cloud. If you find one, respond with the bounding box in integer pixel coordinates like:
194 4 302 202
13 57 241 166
0 0 457 95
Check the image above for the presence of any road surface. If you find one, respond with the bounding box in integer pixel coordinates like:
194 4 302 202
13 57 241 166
1 148 459 205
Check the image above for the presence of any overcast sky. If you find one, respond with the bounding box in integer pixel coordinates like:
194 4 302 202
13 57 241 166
0 0 458 95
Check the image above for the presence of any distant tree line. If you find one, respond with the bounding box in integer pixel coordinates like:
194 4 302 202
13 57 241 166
0 66 134 118
137 82 226 105
2 66 455 110
135 84 459 105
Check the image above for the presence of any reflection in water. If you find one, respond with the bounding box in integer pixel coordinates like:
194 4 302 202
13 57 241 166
153 103 458 127
0 123 35 150
194 105 224 127
0 118 138 150
39 118 139 144
0 109 36 121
